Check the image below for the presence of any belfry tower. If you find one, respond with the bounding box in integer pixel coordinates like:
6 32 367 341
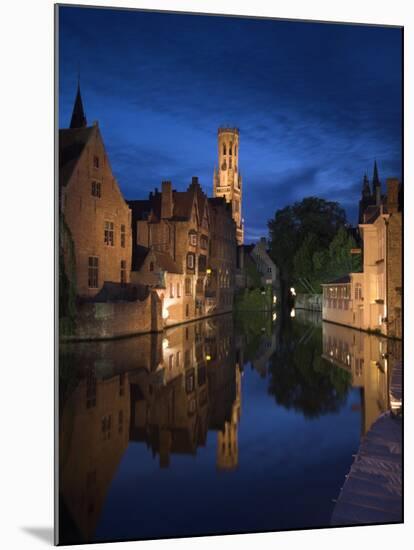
213 127 244 244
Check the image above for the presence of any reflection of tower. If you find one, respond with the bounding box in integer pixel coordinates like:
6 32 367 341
213 127 244 244
216 366 241 470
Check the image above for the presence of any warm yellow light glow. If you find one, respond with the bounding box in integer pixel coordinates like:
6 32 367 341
206 268 212 274
272 312 277 321
290 287 296 296
206 354 211 361
273 295 277 304
290 308 295 318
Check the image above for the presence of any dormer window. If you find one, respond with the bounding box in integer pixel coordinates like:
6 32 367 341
189 231 197 246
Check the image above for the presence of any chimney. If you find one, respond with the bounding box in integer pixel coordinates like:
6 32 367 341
386 178 400 213
161 181 173 219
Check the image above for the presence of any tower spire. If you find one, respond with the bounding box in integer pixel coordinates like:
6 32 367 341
372 160 380 188
69 78 87 129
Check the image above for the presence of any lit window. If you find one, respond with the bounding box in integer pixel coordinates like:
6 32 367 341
187 253 195 270
88 256 99 288
189 232 197 246
104 221 114 246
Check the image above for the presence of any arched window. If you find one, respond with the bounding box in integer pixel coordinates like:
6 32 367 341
223 143 226 155
229 143 232 155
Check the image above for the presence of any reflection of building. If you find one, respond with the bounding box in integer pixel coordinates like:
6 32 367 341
128 316 241 470
213 127 244 244
321 321 401 434
217 367 241 470
60 371 131 541
322 175 402 339
59 84 132 298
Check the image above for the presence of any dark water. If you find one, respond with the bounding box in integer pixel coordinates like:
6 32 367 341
58 309 401 544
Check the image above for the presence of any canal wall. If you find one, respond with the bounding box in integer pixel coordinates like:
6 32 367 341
61 291 163 341
295 293 322 312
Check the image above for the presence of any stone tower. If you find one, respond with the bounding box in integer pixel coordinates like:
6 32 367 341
213 127 244 244
216 367 241 470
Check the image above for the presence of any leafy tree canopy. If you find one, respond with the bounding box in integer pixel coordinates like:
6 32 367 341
268 197 360 293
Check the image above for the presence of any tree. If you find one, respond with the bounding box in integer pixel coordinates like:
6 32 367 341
268 316 352 418
268 197 347 303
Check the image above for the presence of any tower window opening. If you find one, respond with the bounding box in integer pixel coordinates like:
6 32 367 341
223 143 226 155
229 143 232 155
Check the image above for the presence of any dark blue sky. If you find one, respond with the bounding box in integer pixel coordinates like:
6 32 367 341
58 6 402 242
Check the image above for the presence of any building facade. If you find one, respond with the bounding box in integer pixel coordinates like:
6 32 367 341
129 178 237 327
59 85 132 298
213 127 244 244
322 177 402 339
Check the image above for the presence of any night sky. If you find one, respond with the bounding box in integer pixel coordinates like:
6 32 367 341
58 6 402 242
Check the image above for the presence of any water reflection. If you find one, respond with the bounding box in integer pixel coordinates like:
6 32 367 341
321 320 401 434
58 311 400 544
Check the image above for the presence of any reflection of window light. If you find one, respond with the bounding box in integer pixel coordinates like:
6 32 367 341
290 308 295 318
162 308 169 320
290 287 296 296
273 295 277 304
272 312 277 321
162 338 169 349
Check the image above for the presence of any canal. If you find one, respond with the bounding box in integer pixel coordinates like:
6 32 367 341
58 309 401 544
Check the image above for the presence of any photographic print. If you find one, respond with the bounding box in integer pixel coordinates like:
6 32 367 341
56 4 403 545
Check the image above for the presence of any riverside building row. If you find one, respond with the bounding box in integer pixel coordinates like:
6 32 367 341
59 84 240 337
322 165 402 339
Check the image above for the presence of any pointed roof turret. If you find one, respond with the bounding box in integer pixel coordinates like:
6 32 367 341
372 160 380 189
69 81 87 129
362 173 370 196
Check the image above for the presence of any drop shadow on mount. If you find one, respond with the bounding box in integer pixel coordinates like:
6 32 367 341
21 527 54 545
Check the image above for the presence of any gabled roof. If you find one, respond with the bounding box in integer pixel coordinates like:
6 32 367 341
131 245 182 275
172 190 194 220
321 275 351 285
131 244 151 271
153 250 182 274
59 126 94 188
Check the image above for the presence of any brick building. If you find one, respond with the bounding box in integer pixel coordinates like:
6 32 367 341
128 177 237 327
59 84 132 298
322 177 402 339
